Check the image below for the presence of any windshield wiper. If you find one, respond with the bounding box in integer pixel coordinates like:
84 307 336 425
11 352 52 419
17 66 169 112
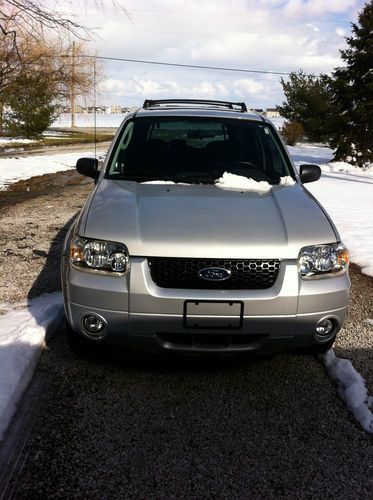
110 170 224 184
111 173 173 182
168 170 223 183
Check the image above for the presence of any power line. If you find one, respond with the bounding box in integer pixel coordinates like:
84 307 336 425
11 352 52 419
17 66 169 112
127 7 352 25
105 27 324 38
79 55 290 76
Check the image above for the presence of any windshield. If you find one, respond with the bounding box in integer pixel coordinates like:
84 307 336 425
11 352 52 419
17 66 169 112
107 117 294 184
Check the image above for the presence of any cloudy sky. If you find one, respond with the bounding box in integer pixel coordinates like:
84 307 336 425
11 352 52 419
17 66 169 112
61 0 366 108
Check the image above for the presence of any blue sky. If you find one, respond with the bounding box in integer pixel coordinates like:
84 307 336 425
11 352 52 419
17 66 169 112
62 0 366 108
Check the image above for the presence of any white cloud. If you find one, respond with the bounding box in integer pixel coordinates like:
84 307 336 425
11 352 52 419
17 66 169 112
283 0 359 16
306 23 320 32
101 76 265 102
336 27 346 36
62 0 365 106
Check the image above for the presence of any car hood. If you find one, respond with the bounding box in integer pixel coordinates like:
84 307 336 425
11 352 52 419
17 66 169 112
78 179 337 259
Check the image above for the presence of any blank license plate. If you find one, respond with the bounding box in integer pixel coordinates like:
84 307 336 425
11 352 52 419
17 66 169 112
184 301 243 329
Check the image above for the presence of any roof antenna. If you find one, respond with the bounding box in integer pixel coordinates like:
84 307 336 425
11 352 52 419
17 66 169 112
93 57 97 160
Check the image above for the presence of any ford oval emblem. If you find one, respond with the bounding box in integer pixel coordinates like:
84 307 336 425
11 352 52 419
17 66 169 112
198 267 231 281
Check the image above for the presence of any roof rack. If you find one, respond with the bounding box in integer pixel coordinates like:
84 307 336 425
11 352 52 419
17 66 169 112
143 99 248 113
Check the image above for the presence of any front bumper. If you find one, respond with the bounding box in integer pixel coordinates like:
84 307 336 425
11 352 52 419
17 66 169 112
62 257 350 353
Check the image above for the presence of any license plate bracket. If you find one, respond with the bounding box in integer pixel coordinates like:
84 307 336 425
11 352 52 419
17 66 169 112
184 301 243 329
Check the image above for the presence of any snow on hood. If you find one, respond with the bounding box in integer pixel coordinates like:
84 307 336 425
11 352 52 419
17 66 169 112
141 173 296 192
214 172 295 192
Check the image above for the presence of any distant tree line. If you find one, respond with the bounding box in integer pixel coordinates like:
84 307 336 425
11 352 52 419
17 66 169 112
277 0 372 168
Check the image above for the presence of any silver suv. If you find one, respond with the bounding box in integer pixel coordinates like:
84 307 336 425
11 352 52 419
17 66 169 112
62 99 350 354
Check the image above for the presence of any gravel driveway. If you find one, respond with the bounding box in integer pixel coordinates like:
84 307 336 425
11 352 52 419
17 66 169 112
0 170 372 498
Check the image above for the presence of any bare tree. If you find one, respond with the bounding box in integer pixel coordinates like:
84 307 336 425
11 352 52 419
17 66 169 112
0 1 126 41
0 1 126 92
48 40 103 126
64 42 103 127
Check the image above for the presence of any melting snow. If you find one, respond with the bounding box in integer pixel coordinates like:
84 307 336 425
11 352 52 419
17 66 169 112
0 137 37 145
0 150 105 190
323 350 373 434
0 293 64 441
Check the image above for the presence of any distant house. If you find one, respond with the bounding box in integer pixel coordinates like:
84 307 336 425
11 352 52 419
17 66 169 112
86 106 106 114
265 108 280 118
253 109 264 115
106 105 122 114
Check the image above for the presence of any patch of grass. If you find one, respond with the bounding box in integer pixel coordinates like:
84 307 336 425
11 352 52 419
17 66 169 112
43 132 114 146
0 131 115 152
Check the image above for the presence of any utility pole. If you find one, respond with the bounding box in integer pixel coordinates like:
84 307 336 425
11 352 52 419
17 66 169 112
70 41 76 128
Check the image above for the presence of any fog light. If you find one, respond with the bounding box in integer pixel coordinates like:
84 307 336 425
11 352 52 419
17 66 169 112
83 314 105 334
316 318 334 336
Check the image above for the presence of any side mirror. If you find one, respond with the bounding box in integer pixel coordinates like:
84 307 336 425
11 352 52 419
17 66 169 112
76 157 99 180
299 164 321 184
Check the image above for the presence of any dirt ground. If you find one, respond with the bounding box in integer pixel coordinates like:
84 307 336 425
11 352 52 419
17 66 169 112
0 171 93 303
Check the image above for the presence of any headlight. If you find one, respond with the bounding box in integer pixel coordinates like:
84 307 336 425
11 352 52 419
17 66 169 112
70 236 129 273
298 242 349 279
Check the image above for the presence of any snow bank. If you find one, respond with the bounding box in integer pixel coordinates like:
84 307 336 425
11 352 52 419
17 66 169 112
323 349 373 434
0 150 102 190
215 172 295 192
0 293 64 441
0 137 37 145
267 116 286 131
322 161 373 174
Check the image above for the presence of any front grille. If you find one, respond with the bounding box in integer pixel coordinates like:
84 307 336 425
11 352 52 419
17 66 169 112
147 257 280 290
